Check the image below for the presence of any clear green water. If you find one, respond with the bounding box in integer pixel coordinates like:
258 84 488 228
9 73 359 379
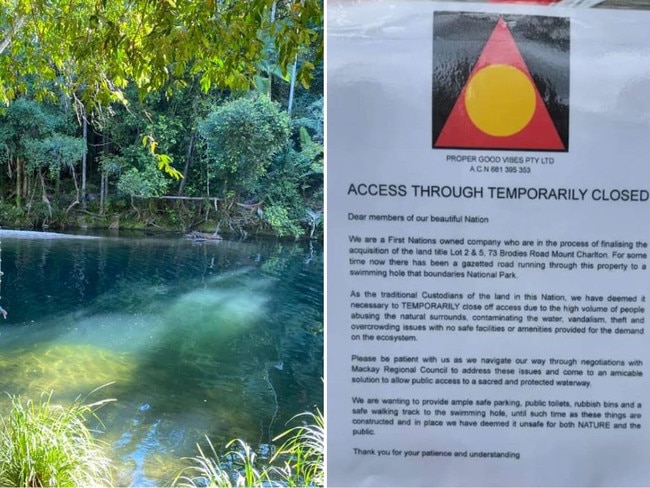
0 232 323 486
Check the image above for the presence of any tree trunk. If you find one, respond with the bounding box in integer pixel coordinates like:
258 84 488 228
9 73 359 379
39 170 52 219
81 108 88 209
15 157 21 209
177 132 195 195
288 54 298 116
100 173 106 215
22 162 28 201
269 1 277 97
100 131 109 215
0 16 26 56
66 166 80 213
287 0 304 116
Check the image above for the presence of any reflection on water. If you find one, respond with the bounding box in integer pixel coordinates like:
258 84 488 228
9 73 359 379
0 233 323 486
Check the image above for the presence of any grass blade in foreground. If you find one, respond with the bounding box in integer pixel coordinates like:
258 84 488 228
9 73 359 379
0 391 115 487
174 409 324 487
270 409 324 487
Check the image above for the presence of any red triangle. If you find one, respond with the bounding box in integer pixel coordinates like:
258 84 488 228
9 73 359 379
434 17 565 151
490 1 559 4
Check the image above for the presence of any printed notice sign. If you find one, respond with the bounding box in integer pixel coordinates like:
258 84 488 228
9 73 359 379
327 2 650 486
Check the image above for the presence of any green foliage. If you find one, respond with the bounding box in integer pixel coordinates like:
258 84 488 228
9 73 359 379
98 155 122 177
0 0 322 107
117 164 170 198
0 391 114 487
111 138 172 198
142 135 183 180
0 98 84 173
0 99 56 158
0 201 30 227
24 134 85 174
256 128 322 239
298 127 322 168
198 94 290 197
262 204 303 238
292 96 323 144
257 154 307 238
173 409 324 488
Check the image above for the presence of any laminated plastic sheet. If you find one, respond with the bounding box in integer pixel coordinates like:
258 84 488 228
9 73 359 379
327 1 650 486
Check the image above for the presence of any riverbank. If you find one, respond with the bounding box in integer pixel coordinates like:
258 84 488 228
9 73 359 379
0 200 322 241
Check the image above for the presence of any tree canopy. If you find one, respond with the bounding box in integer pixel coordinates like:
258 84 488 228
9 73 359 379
0 0 322 107
199 95 291 197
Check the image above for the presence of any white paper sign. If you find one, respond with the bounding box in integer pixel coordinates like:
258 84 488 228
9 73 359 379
327 2 650 486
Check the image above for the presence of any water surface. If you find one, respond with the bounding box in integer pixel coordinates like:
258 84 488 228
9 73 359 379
0 232 323 485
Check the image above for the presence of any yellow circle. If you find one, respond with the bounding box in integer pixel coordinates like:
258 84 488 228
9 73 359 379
465 64 536 137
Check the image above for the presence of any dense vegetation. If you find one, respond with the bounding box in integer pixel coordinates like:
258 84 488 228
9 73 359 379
0 0 323 239
0 391 324 487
